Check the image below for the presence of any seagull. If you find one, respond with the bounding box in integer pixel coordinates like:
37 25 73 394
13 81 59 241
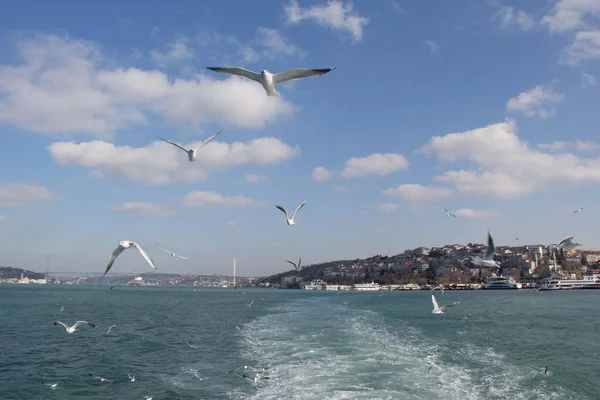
242 373 269 387
127 373 135 382
88 373 117 383
445 208 456 218
156 242 189 260
275 201 307 226
59 306 64 312
431 294 456 315
144 397 153 400
205 66 336 96
514 237 519 241
53 320 96 334
286 257 302 270
40 381 59 389
557 236 581 250
527 323 534 330
186 341 199 349
430 285 444 293
246 300 254 307
105 241 157 275
470 230 501 268
428 364 433 373
106 325 116 335
573 207 584 214
544 366 548 374
157 130 222 162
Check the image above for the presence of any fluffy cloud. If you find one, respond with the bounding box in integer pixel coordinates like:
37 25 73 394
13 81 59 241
506 85 565 118
256 27 306 59
542 0 600 33
454 208 498 219
312 166 334 182
245 173 268 184
341 153 409 179
110 202 174 217
48 137 300 184
0 184 55 207
420 119 600 199
150 37 194 66
538 140 600 152
582 73 597 86
378 203 400 213
382 184 453 202
560 30 600 65
424 40 439 55
284 0 369 43
183 191 265 207
493 7 535 30
0 34 295 138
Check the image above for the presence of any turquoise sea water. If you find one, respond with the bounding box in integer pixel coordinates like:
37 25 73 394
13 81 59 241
0 285 598 399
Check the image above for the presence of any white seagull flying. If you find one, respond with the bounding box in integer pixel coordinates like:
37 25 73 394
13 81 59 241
88 373 117 383
431 294 455 315
246 300 254 308
105 241 157 275
445 208 456 218
470 230 501 268
40 381 59 389
557 236 581 250
286 257 302 270
205 67 335 96
573 207 584 214
106 325 116 335
156 242 189 260
275 201 307 226
53 320 96 334
157 130 222 162
127 373 136 382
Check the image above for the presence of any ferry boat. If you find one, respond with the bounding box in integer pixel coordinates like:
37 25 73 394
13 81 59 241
539 273 600 290
482 278 518 290
353 282 381 291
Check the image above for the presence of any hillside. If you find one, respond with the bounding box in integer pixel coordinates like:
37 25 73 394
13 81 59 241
0 266 45 280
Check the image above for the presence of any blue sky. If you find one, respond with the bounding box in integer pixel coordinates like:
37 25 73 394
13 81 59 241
1 0 600 276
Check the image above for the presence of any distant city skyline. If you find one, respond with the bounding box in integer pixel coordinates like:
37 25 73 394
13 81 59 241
1 1 600 275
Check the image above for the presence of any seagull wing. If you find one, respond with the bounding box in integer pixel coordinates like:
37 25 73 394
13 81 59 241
291 200 307 220
105 244 126 275
275 204 289 219
205 67 261 83
195 130 223 151
157 136 189 153
272 68 336 85
132 242 157 270
175 253 189 260
157 243 172 254
286 260 297 269
53 320 68 330
298 257 301 269
439 304 455 311
484 230 496 260
74 321 95 329
431 294 440 311
558 236 574 247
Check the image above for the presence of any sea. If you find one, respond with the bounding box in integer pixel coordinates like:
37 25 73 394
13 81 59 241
0 285 598 400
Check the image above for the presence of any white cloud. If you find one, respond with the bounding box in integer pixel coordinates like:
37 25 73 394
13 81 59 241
245 173 268 184
332 184 348 193
382 184 453 202
424 40 439 54
150 37 194 66
560 30 600 65
392 1 405 14
313 166 334 182
419 119 600 199
225 221 237 227
542 0 600 33
284 0 369 43
454 208 498 219
256 27 306 59
538 140 600 152
0 184 55 207
378 203 400 213
0 34 295 138
506 85 565 118
582 72 597 86
183 191 265 207
341 153 409 179
110 202 174 217
493 7 535 30
48 137 300 184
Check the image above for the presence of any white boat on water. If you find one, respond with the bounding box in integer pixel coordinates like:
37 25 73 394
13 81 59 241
353 282 381 291
482 278 517 290
539 273 600 290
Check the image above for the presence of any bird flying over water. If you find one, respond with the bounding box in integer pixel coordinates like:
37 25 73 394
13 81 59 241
544 366 548 374
156 242 189 259
573 207 583 214
40 381 59 389
471 230 501 268
275 201 306 226
557 236 581 250
186 341 199 349
88 373 117 383
106 325 116 335
53 320 96 334
445 208 456 218
205 67 335 96
246 300 254 307
105 241 157 275
286 257 302 270
127 373 135 382
157 130 222 162
59 306 64 312
431 294 455 315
